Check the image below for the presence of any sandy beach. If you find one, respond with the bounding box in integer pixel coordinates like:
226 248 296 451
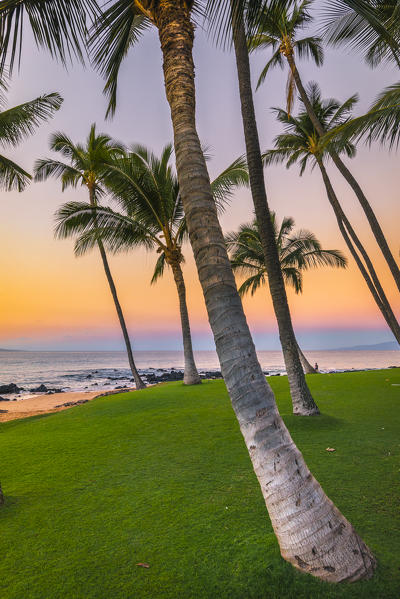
0 390 108 423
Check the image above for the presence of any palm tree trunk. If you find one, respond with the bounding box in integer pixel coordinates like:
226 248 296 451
287 55 400 293
233 19 319 415
88 187 146 390
96 239 146 389
317 158 400 343
170 261 201 385
296 342 317 374
153 0 375 581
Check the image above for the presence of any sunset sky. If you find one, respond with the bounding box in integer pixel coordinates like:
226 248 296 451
0 17 399 351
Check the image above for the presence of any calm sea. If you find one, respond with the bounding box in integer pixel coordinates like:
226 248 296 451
0 349 399 400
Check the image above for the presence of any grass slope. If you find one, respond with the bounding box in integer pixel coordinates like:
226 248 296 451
0 370 399 599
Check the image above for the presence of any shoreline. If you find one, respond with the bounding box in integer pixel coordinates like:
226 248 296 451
1 366 399 423
0 390 110 423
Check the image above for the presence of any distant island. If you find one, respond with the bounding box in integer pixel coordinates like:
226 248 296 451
0 348 21 352
335 342 400 351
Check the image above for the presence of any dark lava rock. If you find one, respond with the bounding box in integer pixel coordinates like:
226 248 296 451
30 384 48 393
0 383 21 394
45 389 63 395
115 385 128 390
0 396 10 402
200 371 223 379
55 399 89 408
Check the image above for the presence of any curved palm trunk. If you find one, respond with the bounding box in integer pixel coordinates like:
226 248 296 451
96 239 146 389
89 188 145 390
233 19 319 415
171 261 201 385
317 158 400 343
287 55 400 293
296 342 317 374
153 0 375 581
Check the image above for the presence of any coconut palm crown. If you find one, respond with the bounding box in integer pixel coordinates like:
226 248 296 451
263 82 358 172
54 143 248 385
249 0 324 112
54 144 248 274
226 212 347 297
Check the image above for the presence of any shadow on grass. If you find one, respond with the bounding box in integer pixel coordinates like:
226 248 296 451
0 495 21 519
283 413 344 432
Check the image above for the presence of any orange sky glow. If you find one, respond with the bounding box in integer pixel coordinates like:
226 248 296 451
0 27 399 350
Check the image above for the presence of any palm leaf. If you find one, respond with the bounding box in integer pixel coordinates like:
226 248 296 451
0 92 62 147
211 155 249 209
90 0 151 118
0 0 100 74
0 153 31 191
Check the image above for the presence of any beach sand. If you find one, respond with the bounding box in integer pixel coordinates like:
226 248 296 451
0 390 109 423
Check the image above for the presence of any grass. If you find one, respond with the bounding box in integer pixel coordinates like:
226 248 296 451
0 369 399 599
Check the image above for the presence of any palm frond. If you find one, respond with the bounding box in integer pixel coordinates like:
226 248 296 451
151 251 167 284
0 0 100 74
33 158 82 189
0 93 62 147
237 271 267 297
211 155 249 209
90 0 151 118
0 153 31 191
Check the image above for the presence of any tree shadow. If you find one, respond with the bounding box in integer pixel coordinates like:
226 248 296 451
282 413 344 432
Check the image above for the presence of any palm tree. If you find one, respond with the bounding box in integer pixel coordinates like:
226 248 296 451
0 0 375 581
54 144 249 385
250 0 400 293
230 7 320 416
34 124 146 390
0 85 62 192
264 83 400 344
226 213 347 374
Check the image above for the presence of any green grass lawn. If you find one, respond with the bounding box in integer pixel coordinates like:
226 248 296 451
0 370 399 599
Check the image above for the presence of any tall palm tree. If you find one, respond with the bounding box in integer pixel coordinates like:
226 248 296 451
0 0 375 581
226 213 347 374
34 124 146 390
230 7 320 416
54 144 249 385
264 83 400 344
250 0 400 293
0 86 62 192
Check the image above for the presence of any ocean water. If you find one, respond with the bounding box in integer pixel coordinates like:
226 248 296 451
0 349 399 401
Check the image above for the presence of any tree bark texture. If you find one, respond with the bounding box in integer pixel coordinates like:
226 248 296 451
89 187 146 389
171 261 201 384
153 0 376 582
296 342 317 374
288 56 400 293
233 20 319 415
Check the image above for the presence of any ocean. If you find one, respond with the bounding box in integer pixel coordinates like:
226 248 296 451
1 349 399 400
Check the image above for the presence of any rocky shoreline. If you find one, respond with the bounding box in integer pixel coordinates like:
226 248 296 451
1 365 398 404
0 369 226 402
